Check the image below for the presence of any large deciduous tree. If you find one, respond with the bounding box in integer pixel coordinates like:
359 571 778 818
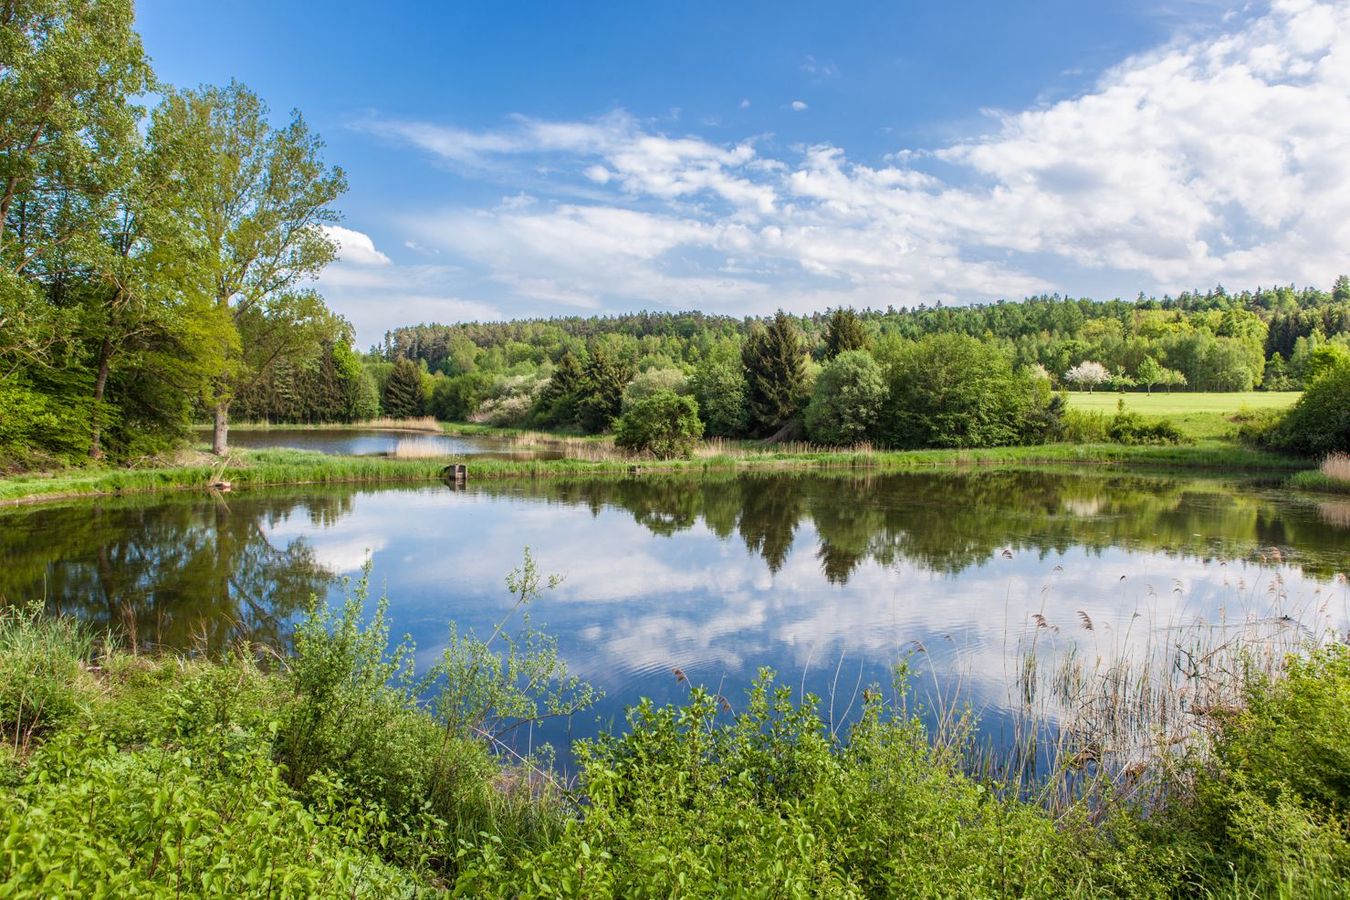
804 350 886 446
149 81 346 454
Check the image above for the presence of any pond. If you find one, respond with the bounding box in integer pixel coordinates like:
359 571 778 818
3 470 1348 771
195 426 564 459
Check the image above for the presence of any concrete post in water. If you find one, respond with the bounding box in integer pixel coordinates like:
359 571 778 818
441 463 468 488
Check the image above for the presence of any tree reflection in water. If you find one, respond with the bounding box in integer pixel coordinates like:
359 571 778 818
2 471 1346 655
0 491 347 651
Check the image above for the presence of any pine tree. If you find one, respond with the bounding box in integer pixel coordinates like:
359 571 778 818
537 350 584 426
742 311 808 435
823 308 868 359
576 345 633 433
382 358 424 418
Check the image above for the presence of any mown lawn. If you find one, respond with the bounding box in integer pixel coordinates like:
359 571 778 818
1065 391 1300 440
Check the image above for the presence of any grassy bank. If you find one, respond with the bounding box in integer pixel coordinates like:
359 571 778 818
0 440 1311 508
1289 453 1350 495
4 583 1348 896
1065 390 1300 441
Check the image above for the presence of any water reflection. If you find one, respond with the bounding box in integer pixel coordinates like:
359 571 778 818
0 493 342 651
209 427 561 460
2 471 1347 762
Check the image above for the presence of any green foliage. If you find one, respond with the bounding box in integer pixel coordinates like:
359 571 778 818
426 549 599 741
804 349 886 445
576 344 634 434
430 371 493 422
1271 359 1350 456
690 342 748 437
456 671 1175 898
613 390 704 459
0 607 92 748
1163 646 1350 895
0 376 89 471
742 311 808 435
381 358 425 418
883 334 1061 449
620 367 688 410
534 350 584 427
822 307 869 359
1105 411 1189 445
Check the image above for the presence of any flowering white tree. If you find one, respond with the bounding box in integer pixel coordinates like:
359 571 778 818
1065 361 1111 393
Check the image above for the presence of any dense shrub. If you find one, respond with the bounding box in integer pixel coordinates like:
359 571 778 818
882 335 1061 449
455 673 1176 897
804 350 886 445
1269 360 1350 456
1164 646 1350 894
1105 411 1188 445
613 390 704 459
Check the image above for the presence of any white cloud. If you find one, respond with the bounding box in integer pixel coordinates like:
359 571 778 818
322 225 391 266
349 1 1350 322
790 100 809 111
316 258 500 342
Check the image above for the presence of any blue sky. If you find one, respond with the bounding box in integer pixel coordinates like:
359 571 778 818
137 1 1350 344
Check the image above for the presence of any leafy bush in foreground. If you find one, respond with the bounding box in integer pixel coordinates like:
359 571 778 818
454 673 1178 898
1164 646 1350 896
3 594 1349 897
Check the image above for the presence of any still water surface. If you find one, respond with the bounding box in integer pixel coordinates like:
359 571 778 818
199 427 562 459
3 471 1348 767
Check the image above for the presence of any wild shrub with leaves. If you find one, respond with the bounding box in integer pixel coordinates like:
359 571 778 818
453 671 1179 898
1160 645 1350 896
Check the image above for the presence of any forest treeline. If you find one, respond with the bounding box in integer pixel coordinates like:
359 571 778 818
334 283 1350 456
0 0 362 472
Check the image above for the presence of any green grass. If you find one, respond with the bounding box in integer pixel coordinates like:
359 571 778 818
1289 471 1350 495
0 440 1311 508
1065 391 1301 440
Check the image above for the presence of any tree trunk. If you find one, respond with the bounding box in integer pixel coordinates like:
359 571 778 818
89 336 113 460
212 402 230 455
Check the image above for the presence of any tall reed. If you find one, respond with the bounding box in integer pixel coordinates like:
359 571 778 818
1321 451 1350 484
906 568 1349 816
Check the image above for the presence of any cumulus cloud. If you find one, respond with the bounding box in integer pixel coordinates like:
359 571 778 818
790 100 809 111
322 225 391 266
352 1 1350 320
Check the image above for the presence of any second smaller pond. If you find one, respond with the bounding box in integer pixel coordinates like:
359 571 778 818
200 427 564 460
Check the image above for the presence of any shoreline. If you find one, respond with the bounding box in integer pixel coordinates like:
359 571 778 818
0 437 1317 509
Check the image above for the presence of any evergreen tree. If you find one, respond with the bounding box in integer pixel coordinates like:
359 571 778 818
742 311 807 435
576 345 633 433
382 358 424 418
536 350 584 426
822 308 868 359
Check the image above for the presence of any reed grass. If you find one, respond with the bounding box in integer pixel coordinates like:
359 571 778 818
390 436 454 459
1321 451 1350 483
902 567 1350 817
1289 454 1350 495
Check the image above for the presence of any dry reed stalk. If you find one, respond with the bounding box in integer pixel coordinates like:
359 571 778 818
358 416 442 432
1320 452 1350 483
910 570 1348 817
390 437 452 459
